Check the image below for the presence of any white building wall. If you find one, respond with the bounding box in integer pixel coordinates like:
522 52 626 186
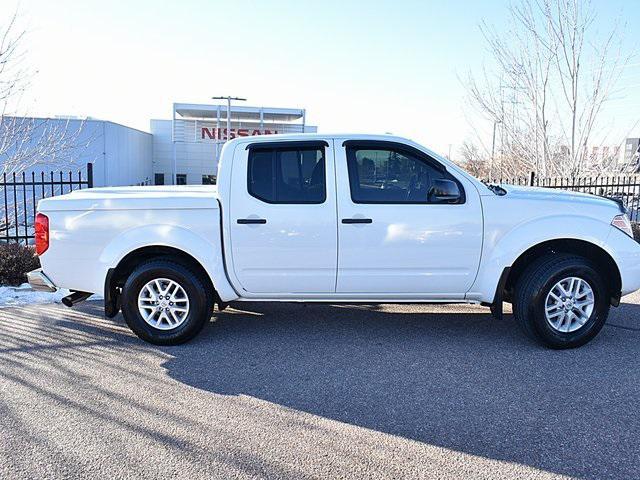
0 117 152 187
100 122 153 186
152 118 237 185
150 119 175 184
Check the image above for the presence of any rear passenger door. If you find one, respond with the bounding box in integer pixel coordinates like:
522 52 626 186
228 140 338 295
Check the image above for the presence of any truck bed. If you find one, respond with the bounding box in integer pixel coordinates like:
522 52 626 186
39 185 219 211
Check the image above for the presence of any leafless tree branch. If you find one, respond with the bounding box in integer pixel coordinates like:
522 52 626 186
461 0 632 178
0 10 90 176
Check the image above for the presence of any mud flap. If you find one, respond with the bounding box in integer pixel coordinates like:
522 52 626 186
489 267 510 321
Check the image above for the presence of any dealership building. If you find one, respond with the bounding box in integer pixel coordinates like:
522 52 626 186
0 102 316 187
151 103 315 186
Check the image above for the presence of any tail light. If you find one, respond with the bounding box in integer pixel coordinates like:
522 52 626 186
35 213 49 255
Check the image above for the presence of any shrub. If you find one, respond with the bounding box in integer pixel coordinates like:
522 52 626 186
0 243 40 286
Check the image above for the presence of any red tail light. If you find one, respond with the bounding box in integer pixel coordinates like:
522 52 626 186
35 213 49 255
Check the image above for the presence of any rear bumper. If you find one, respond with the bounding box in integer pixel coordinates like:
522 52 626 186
27 269 57 292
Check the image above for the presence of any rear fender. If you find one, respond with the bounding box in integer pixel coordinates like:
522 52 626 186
99 224 238 302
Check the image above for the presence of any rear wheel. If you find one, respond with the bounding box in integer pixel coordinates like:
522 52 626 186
121 259 213 345
513 254 610 349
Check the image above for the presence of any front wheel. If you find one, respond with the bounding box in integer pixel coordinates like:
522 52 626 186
121 259 213 345
513 254 610 349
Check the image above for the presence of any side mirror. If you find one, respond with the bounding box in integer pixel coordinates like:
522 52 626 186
428 179 461 203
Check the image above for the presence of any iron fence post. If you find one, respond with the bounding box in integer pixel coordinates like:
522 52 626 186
87 163 93 188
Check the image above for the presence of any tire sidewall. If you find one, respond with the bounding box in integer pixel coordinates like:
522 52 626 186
527 262 608 348
121 262 210 345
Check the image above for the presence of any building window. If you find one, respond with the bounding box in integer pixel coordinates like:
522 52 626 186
154 173 165 185
176 174 187 185
202 175 216 185
247 146 326 204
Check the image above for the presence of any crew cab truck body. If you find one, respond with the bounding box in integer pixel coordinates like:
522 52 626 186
29 134 640 348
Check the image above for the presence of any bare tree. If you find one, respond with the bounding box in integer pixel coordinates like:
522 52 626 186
464 0 629 179
0 11 92 238
0 12 90 176
0 115 91 175
459 141 488 178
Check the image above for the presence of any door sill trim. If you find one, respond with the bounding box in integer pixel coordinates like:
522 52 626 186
236 295 470 303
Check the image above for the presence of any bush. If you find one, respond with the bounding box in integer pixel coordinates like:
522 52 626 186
0 243 40 286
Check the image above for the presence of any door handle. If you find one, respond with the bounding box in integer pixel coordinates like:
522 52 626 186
237 218 267 224
342 218 373 224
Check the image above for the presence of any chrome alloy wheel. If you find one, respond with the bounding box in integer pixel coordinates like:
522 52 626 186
137 278 190 331
544 276 595 333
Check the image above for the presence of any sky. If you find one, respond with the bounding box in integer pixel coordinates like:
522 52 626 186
4 0 640 158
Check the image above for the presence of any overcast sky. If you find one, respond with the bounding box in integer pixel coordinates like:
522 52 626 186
5 0 640 158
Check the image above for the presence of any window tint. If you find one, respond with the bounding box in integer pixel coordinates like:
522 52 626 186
154 173 164 185
248 150 275 200
176 174 187 185
346 147 452 203
248 147 326 203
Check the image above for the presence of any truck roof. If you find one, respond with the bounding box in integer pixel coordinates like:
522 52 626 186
225 132 418 146
221 133 467 185
222 133 449 169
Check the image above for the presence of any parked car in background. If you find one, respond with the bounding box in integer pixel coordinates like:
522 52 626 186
28 134 640 348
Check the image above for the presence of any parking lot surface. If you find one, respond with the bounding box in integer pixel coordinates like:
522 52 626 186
1 295 639 479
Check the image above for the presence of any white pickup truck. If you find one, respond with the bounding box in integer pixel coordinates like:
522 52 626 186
28 134 640 348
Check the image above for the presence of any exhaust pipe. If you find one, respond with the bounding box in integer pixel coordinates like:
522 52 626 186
62 291 93 308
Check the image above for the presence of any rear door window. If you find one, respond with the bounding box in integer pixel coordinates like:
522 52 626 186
247 146 326 204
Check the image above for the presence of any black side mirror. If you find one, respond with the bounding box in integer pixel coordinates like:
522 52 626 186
428 179 461 203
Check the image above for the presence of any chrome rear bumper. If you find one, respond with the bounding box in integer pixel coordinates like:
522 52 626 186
27 269 57 292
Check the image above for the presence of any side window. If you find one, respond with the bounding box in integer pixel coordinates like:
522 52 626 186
247 147 326 203
346 146 456 203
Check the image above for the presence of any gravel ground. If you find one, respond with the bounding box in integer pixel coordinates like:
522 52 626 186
1 294 639 479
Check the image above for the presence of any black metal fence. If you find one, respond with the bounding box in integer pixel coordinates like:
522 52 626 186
2 166 639 243
490 173 640 223
1 163 93 243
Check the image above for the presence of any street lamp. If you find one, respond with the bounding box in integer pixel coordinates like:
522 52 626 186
491 119 502 179
211 96 246 141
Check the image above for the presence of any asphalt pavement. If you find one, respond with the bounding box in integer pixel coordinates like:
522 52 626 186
1 294 639 479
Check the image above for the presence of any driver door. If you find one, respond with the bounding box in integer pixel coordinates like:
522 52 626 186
335 140 483 297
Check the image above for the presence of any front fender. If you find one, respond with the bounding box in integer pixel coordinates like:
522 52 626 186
99 224 238 302
467 215 616 302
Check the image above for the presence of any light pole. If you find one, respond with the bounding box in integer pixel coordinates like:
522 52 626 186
491 119 501 180
211 96 246 141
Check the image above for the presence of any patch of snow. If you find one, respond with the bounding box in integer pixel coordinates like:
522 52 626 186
0 283 102 307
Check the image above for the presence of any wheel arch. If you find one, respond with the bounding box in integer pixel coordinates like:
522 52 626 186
105 245 219 318
503 238 622 306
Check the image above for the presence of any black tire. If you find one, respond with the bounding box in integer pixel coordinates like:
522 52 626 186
513 253 610 349
121 259 213 345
